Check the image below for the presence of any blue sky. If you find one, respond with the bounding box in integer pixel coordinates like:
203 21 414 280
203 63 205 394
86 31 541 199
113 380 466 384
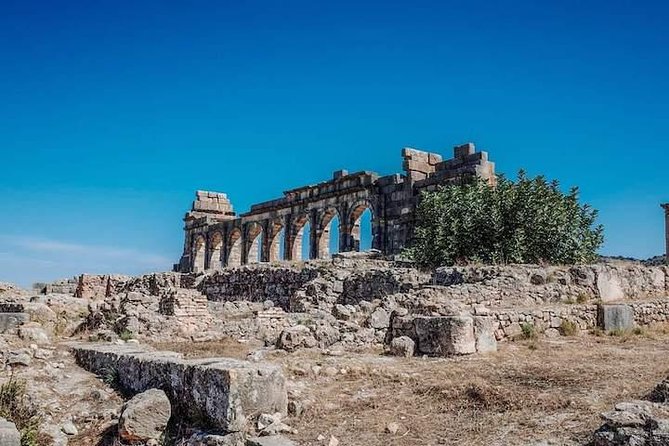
1 0 668 287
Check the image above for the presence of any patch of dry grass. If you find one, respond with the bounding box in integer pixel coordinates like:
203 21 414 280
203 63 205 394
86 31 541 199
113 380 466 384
285 324 669 446
151 338 261 360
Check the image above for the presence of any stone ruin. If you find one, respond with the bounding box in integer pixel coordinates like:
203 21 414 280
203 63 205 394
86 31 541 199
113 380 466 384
174 142 496 273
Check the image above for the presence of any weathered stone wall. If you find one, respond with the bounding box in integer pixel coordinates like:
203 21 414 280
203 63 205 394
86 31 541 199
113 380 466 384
199 265 321 311
432 263 668 307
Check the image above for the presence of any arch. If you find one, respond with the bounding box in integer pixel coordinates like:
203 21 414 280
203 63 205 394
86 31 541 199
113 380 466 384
317 207 340 259
246 222 263 264
268 219 285 262
209 232 224 270
289 214 310 261
192 235 206 273
348 200 375 252
227 228 242 267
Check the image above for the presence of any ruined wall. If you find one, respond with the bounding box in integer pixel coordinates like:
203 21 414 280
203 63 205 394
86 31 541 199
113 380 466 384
175 142 497 273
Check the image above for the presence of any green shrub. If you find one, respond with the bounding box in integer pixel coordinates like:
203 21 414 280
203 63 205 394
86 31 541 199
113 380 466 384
560 320 579 336
405 171 604 268
520 323 538 340
0 378 43 446
119 329 134 341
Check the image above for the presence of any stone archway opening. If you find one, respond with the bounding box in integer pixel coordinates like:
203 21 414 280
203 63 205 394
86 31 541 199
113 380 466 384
193 235 206 272
247 222 263 264
290 214 311 261
227 229 242 267
318 208 340 259
209 232 224 270
268 219 285 262
349 202 374 252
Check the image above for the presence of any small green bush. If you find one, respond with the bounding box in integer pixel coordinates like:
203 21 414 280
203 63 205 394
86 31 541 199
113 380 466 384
520 323 538 340
560 320 579 337
405 171 604 268
119 329 134 341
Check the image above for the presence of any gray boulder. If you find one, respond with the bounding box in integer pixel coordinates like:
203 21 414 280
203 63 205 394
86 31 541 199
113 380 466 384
368 307 390 329
118 389 171 443
389 336 415 357
277 325 317 352
0 418 20 446
186 432 245 445
593 400 669 445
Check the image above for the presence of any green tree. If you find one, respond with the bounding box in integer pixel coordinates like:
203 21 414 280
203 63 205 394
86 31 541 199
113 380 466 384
406 171 604 268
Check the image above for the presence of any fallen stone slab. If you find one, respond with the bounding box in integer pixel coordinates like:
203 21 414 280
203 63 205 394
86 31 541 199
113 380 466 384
71 343 287 433
597 304 634 332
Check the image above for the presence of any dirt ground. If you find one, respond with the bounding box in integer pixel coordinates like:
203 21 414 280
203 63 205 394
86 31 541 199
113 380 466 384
150 325 669 445
274 326 669 446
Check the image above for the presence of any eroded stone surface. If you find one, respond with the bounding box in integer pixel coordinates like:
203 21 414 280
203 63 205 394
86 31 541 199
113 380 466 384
71 343 287 432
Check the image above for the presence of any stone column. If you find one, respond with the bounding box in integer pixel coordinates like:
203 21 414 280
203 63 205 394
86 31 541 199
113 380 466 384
663 204 669 265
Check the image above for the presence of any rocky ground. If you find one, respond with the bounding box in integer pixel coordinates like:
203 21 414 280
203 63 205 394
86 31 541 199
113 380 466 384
2 258 669 446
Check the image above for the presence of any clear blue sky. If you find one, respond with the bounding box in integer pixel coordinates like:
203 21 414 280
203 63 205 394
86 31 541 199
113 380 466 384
1 0 668 287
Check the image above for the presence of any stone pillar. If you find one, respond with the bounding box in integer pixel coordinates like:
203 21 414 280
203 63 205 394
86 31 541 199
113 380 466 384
663 204 669 265
309 209 319 260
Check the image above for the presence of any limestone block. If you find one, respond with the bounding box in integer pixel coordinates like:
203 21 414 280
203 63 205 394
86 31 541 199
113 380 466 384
598 304 634 332
0 417 20 446
389 336 415 357
276 325 317 352
473 317 497 353
597 268 625 302
71 343 287 432
414 316 476 356
0 313 28 334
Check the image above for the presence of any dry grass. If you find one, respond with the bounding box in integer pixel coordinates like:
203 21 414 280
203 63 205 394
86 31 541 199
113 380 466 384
284 324 669 446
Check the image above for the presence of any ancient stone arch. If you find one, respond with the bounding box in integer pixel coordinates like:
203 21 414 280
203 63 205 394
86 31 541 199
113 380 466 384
208 232 224 270
346 199 375 252
227 228 242 267
316 207 341 259
245 222 263 264
176 143 496 272
267 218 285 262
192 235 206 273
288 213 311 261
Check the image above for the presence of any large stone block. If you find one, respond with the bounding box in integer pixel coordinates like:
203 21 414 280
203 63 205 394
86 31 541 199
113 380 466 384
596 268 625 302
0 313 28 334
598 304 634 332
473 316 498 353
414 316 476 356
71 343 287 433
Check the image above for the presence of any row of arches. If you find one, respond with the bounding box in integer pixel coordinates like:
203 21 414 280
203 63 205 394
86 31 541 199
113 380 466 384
191 203 373 272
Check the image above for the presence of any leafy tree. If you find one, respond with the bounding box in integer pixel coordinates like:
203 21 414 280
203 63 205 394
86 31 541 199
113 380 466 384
406 170 604 268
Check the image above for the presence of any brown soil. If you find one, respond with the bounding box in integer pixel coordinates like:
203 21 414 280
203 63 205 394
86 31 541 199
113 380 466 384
280 326 669 446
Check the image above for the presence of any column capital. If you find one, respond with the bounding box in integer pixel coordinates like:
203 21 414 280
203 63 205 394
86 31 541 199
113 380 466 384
662 203 669 211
